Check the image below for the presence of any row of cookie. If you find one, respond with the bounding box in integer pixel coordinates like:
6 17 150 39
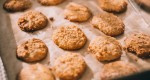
3 0 128 13
18 53 138 80
3 0 65 12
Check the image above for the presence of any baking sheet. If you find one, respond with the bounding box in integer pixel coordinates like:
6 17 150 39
0 0 150 80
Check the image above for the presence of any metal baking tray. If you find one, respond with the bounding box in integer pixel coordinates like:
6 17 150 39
0 0 150 80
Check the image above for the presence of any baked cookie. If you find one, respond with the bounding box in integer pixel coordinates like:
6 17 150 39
3 0 32 12
17 38 48 62
53 53 86 80
38 0 65 6
64 2 91 22
91 13 125 36
125 33 150 58
52 25 87 50
18 11 48 32
135 0 150 9
100 61 138 80
98 0 128 13
18 63 55 80
88 36 122 61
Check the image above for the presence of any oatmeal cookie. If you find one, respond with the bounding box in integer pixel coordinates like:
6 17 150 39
18 11 48 32
125 33 150 58
18 63 55 80
64 2 91 22
100 61 138 80
38 0 65 6
91 13 125 36
98 0 128 13
88 36 122 61
3 0 32 12
53 53 86 80
52 25 87 50
17 38 48 62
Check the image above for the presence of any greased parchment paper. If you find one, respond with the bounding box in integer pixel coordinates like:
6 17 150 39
1 0 150 80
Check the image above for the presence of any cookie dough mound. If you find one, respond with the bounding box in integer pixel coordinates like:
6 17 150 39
91 13 125 36
100 61 138 80
64 2 91 22
18 11 48 32
53 53 86 80
18 63 55 80
135 0 150 9
38 0 65 6
98 0 128 13
17 38 48 62
3 0 32 12
52 25 87 50
125 33 150 58
88 36 122 61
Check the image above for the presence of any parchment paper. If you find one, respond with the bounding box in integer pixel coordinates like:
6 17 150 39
0 0 150 80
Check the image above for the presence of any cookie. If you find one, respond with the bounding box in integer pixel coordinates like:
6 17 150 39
91 13 125 36
135 0 150 9
3 0 32 12
64 2 91 22
125 33 150 58
18 11 48 32
38 0 65 6
88 36 122 61
17 38 48 62
52 25 87 50
18 63 55 80
53 53 86 80
98 0 128 13
100 61 138 80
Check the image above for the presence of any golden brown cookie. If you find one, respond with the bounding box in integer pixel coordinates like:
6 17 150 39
64 2 91 22
98 0 128 13
38 0 65 6
100 61 138 80
18 11 48 32
17 38 48 62
91 13 125 36
18 63 55 80
88 36 122 61
125 33 150 58
53 53 86 80
3 0 32 12
135 0 150 9
52 25 87 50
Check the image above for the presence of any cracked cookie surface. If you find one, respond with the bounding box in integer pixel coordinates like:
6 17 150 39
17 38 48 62
91 13 125 36
18 11 48 32
88 36 122 61
3 0 32 12
53 53 86 80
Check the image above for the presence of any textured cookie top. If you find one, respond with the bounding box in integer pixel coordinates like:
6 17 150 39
88 36 122 61
53 53 86 80
64 2 91 22
38 0 65 6
3 0 32 12
98 0 128 12
18 11 48 32
91 13 125 36
52 25 87 50
18 63 55 80
100 61 138 80
17 38 48 62
125 33 150 58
